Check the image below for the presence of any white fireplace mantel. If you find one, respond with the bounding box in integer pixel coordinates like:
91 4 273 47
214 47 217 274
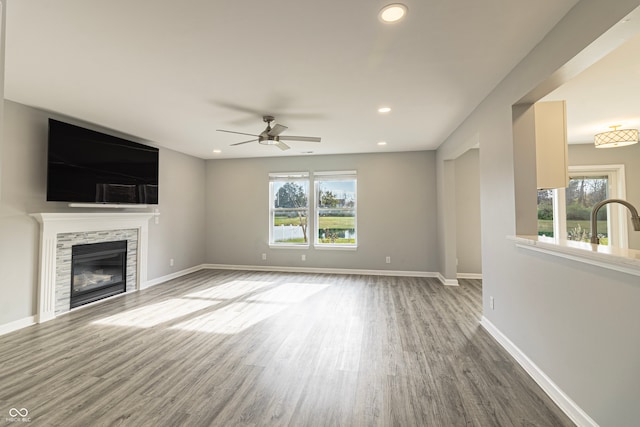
31 212 154 323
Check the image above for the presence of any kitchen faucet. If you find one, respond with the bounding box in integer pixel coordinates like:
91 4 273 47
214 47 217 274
590 198 640 244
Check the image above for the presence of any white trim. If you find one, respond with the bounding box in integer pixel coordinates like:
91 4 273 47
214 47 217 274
143 265 204 289
0 316 36 336
268 243 310 249
437 273 459 286
112 263 445 292
481 317 598 427
456 273 482 280
269 171 309 180
313 244 358 251
313 170 357 177
202 263 438 278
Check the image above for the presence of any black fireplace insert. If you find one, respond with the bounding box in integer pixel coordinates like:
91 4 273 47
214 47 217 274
71 240 127 308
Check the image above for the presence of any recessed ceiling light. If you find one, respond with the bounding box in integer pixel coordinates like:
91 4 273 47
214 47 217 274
377 141 388 146
379 4 407 23
378 107 391 113
212 149 222 154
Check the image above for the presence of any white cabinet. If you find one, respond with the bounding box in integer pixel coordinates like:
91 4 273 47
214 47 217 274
534 100 569 190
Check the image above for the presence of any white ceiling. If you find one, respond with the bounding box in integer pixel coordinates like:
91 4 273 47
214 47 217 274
542 28 640 145
3 0 591 159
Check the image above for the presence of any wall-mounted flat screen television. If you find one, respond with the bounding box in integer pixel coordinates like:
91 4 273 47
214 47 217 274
47 119 159 205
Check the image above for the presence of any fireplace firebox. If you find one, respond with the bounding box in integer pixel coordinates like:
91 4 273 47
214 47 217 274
71 240 127 308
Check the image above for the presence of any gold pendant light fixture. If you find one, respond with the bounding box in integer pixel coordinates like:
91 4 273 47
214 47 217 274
594 125 639 148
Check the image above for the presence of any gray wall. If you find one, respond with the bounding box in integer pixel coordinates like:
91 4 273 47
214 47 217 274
205 151 437 272
437 1 640 425
0 100 207 326
568 142 640 249
454 148 482 275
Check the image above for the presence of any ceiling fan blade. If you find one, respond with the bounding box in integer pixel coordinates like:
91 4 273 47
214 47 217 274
276 141 291 151
217 129 260 137
230 139 258 146
278 135 321 142
214 101 264 116
268 123 288 137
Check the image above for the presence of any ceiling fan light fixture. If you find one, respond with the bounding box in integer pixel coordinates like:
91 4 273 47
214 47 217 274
594 125 639 148
379 4 407 23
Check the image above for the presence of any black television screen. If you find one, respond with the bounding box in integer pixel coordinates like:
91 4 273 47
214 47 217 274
47 119 159 204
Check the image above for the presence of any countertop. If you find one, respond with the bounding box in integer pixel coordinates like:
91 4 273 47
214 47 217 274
510 235 640 277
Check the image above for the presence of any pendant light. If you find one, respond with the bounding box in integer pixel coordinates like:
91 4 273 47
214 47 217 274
594 125 638 148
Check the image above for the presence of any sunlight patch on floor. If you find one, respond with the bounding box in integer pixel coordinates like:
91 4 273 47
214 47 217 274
247 283 330 303
171 282 330 334
92 298 220 328
185 280 274 300
170 301 288 334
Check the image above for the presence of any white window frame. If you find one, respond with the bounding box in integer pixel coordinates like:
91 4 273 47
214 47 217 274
314 171 357 249
552 164 627 248
268 172 310 248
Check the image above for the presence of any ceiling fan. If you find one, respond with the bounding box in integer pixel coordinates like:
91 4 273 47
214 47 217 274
217 115 321 151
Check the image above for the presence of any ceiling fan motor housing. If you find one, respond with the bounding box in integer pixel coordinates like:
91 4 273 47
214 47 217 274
218 115 320 150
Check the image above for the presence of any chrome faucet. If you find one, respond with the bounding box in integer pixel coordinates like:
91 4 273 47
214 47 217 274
590 198 640 244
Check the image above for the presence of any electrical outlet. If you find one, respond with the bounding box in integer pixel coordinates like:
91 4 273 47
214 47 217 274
490 296 495 310
301 254 306 261
385 256 391 264
262 253 267 260
170 258 174 267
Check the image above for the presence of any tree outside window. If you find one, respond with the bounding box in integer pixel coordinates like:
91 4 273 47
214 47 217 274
269 174 309 245
537 165 627 247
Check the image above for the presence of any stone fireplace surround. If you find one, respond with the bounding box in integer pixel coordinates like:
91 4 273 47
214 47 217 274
31 212 154 323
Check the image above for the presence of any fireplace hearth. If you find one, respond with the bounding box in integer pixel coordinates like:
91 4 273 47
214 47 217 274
71 240 127 308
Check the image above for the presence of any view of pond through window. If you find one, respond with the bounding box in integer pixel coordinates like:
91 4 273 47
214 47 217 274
269 171 357 247
316 178 356 245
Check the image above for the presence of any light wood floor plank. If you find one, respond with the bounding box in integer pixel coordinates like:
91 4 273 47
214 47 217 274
0 270 573 426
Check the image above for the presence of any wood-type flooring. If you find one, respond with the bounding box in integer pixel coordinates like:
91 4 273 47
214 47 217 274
0 270 573 426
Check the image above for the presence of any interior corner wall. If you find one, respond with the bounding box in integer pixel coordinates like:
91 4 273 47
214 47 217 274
0 100 207 327
454 149 481 275
205 151 437 273
0 0 5 192
146 145 207 280
568 142 640 249
436 1 640 425
435 159 457 281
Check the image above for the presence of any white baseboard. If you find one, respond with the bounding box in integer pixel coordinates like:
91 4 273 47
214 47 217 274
480 316 598 427
149 264 462 287
457 273 482 280
437 272 459 286
143 264 205 289
202 263 439 278
0 315 36 336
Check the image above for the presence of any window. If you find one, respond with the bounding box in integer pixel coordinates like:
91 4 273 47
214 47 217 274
269 173 309 246
268 171 357 248
315 171 357 247
537 165 627 247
